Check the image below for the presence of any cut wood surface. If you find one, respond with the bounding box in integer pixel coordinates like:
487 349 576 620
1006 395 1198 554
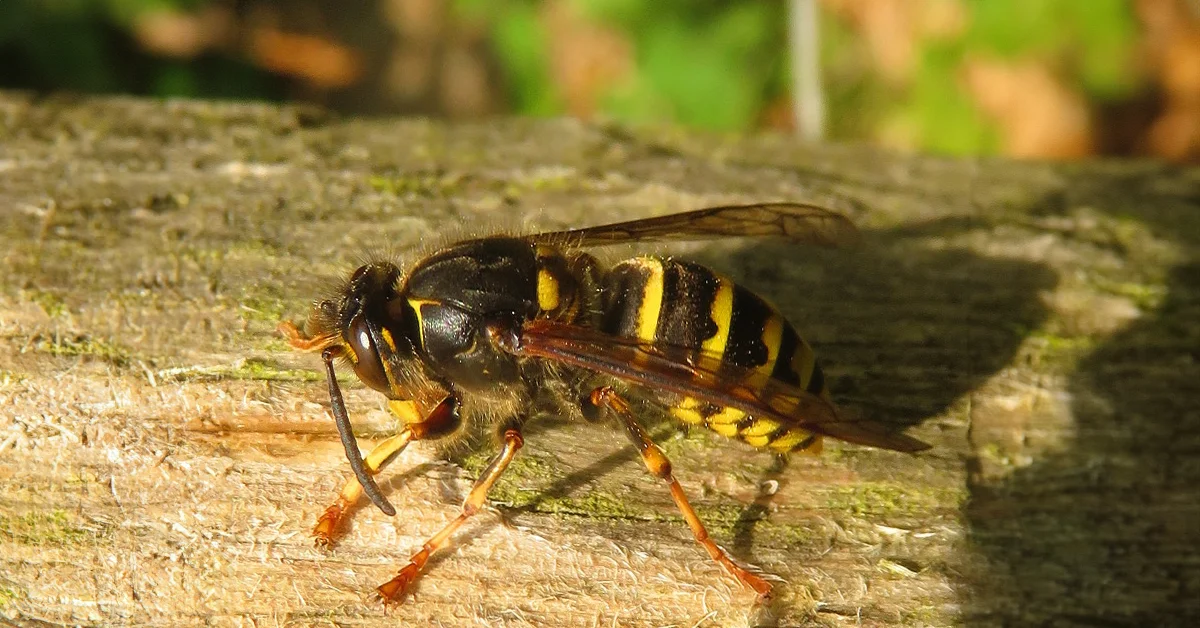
1 92 1197 627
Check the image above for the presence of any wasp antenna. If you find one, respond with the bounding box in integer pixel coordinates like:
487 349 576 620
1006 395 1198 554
322 347 396 517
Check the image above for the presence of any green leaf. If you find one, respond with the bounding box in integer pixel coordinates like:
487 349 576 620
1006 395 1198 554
491 3 561 115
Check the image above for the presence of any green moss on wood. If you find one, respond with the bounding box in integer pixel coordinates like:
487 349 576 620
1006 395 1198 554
23 289 69 318
29 333 133 367
1021 330 1098 373
157 357 320 382
825 481 959 518
239 294 290 324
0 584 21 610
368 172 465 198
1093 279 1167 311
0 510 100 547
0 370 28 386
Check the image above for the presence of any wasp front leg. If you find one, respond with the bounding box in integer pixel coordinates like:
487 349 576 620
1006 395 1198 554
587 386 774 599
376 425 525 604
314 396 461 547
314 431 412 547
278 319 336 352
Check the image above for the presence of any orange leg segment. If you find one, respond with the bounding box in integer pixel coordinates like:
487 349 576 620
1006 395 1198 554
278 320 335 351
314 430 414 547
377 428 525 604
589 386 773 599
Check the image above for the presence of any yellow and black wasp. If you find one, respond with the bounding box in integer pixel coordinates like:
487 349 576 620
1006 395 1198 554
279 202 929 603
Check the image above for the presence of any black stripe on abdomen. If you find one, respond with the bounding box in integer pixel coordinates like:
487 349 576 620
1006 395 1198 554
653 260 720 350
722 285 776 370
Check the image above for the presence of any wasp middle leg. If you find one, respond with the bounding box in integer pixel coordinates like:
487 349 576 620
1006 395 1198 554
376 425 525 604
587 386 774 598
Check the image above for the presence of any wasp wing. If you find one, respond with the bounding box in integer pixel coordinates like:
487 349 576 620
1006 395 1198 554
504 320 928 453
527 202 860 248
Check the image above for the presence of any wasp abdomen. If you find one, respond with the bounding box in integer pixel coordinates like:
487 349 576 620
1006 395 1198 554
601 256 826 452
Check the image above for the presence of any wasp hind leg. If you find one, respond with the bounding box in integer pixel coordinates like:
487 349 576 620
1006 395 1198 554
587 386 774 599
376 426 525 604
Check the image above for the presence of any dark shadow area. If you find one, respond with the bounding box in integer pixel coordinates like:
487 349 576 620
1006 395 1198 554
501 416 674 515
964 171 1200 625
731 455 788 558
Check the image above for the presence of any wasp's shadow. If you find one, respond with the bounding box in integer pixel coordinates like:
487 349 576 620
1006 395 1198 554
962 173 1200 625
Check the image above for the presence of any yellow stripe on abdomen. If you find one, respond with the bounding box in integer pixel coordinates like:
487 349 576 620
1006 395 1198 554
768 429 816 452
634 258 664 342
700 278 734 356
756 315 784 377
794 339 816 389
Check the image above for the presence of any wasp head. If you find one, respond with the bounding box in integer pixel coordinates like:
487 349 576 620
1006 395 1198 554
323 261 416 396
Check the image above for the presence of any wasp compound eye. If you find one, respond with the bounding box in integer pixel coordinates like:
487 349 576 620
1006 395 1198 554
347 312 391 394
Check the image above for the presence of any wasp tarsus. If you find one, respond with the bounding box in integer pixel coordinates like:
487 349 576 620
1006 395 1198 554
282 202 928 605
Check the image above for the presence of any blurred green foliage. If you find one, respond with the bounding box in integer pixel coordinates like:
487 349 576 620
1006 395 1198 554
0 0 1148 156
903 0 1138 154
584 1 786 131
458 0 1143 154
457 0 787 131
458 0 563 116
966 0 1138 97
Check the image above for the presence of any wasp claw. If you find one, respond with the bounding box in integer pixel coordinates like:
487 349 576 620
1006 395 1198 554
377 562 422 604
313 502 346 549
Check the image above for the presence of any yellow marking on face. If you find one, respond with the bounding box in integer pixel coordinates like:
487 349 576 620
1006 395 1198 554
388 400 422 424
407 298 438 347
634 258 665 342
376 331 400 389
701 278 734 356
709 420 739 437
379 327 397 352
757 316 784 376
740 417 781 437
794 340 816 389
768 429 813 452
742 434 771 448
707 406 746 425
340 339 358 364
537 268 561 312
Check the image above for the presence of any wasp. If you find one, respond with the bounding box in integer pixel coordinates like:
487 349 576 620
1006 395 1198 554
279 202 929 603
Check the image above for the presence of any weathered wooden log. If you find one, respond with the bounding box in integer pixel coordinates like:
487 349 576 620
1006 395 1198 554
1 92 1197 627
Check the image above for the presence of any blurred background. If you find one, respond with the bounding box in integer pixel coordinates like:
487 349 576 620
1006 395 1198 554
2 0 1198 162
